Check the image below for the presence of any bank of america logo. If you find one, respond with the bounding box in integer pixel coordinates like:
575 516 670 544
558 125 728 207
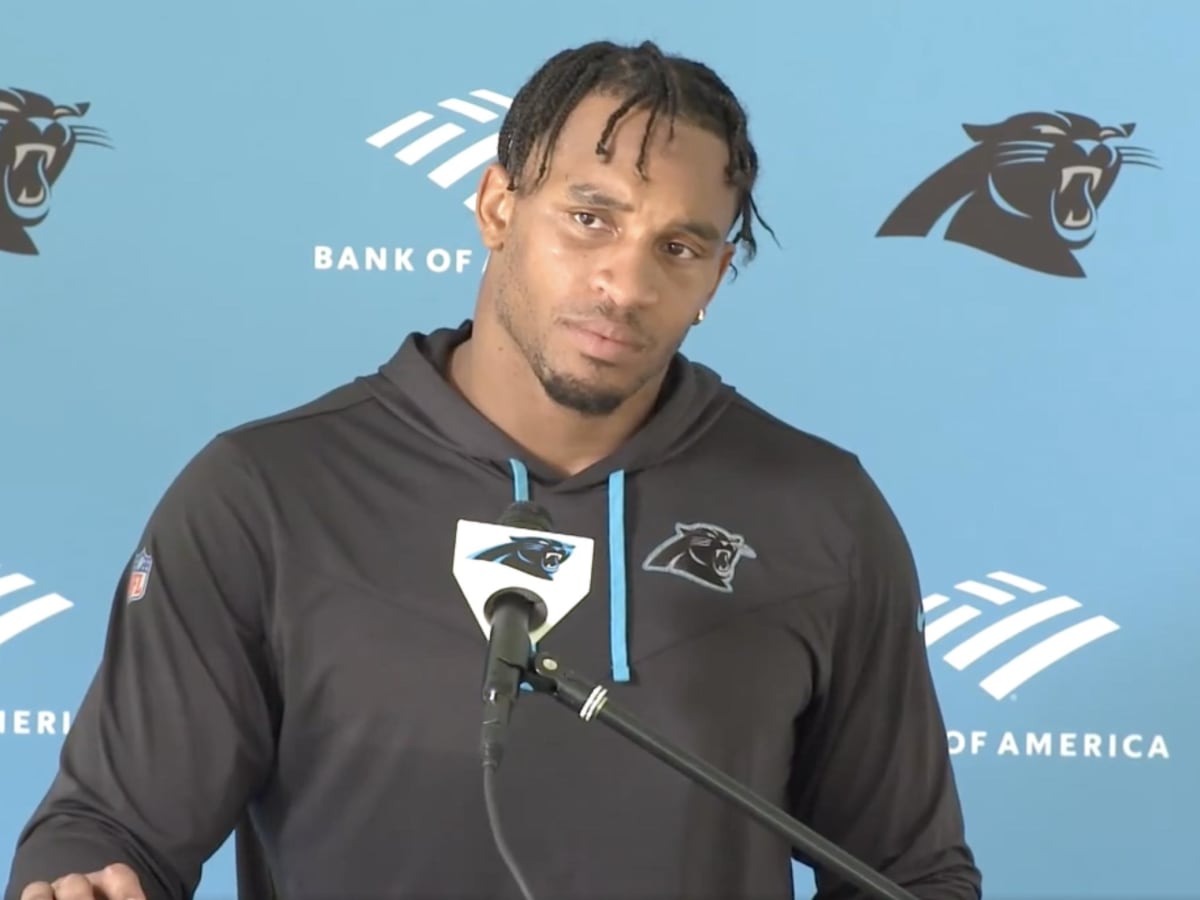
923 571 1119 700
0 564 73 647
365 89 512 212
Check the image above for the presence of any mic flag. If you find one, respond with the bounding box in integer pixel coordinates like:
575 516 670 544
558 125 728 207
452 507 595 646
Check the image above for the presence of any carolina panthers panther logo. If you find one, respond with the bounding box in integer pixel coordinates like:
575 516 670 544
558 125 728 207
642 522 757 593
877 110 1158 278
471 536 574 581
0 87 112 256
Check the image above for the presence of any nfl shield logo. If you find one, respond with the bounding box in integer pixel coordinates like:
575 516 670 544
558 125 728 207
127 549 152 603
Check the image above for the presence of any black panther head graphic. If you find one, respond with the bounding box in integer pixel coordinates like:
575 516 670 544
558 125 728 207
642 523 757 593
0 87 112 256
877 110 1158 277
471 536 574 581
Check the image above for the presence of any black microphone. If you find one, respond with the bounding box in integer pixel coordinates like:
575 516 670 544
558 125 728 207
479 501 552 770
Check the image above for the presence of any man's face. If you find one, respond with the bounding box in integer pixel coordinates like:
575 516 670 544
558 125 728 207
477 92 739 416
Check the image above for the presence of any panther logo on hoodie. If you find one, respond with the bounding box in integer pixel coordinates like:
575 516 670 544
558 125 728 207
642 522 757 593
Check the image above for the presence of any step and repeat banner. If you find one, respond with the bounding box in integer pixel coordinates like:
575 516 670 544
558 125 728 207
2 2 1196 898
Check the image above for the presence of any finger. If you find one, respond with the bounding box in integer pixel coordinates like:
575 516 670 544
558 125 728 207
18 882 55 900
49 873 95 899
90 863 147 900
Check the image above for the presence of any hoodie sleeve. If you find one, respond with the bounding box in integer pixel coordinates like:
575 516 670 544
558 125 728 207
787 462 982 900
3 436 280 900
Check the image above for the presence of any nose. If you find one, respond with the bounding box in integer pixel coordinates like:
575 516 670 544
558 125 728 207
590 242 660 309
18 117 68 144
1074 139 1109 160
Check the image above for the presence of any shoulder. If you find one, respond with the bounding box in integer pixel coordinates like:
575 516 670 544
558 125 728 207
218 379 377 455
709 392 912 577
156 377 378 511
718 392 872 497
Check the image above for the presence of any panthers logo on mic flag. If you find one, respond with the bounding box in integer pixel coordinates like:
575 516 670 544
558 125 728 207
452 519 594 644
470 534 574 581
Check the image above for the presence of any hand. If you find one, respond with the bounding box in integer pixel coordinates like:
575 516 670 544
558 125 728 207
20 863 146 899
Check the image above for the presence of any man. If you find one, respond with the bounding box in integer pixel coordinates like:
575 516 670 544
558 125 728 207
5 40 981 900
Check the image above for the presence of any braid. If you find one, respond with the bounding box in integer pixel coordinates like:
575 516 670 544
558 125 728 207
497 40 775 271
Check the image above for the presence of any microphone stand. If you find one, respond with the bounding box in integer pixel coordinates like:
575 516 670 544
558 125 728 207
521 650 923 900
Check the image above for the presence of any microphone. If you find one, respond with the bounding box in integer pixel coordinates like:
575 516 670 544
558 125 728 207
477 502 549 769
452 501 595 769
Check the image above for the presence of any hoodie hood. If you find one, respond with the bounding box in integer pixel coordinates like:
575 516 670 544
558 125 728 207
358 319 737 683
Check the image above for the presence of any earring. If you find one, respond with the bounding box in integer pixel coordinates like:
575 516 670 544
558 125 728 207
694 308 706 325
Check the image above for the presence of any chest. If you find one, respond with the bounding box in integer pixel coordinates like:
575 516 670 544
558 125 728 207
262 477 843 767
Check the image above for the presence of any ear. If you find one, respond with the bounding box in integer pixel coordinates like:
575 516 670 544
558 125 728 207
961 122 998 143
696 241 736 319
715 241 735 284
474 162 517 251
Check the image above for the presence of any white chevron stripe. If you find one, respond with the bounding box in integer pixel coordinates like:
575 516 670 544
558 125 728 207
986 571 1047 593
393 123 466 164
978 615 1120 699
438 98 499 123
365 111 435 148
0 567 76 649
0 593 73 646
942 595 1081 670
428 134 499 187
921 592 952 611
954 579 1016 605
0 573 35 598
924 605 981 644
469 89 512 108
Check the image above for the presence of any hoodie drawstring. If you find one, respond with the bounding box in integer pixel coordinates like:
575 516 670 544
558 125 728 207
508 458 530 503
507 458 630 684
607 469 630 682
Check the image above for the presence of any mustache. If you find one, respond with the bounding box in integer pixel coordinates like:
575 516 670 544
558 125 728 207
558 305 649 332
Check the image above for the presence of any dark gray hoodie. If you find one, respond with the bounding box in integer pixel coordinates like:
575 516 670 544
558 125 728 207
4 321 981 900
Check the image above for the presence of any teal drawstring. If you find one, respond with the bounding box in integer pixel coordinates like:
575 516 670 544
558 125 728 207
509 460 536 693
607 469 630 682
506 458 630 684
508 459 529 503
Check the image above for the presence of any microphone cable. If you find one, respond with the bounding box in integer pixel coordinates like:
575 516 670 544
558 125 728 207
477 499 554 900
483 761 537 900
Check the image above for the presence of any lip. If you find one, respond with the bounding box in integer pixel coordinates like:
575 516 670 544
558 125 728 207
567 320 642 345
562 320 644 361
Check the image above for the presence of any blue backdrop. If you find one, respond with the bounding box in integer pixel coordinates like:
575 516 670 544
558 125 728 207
3 2 1196 897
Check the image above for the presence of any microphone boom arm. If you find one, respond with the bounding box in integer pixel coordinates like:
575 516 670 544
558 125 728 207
522 651 922 900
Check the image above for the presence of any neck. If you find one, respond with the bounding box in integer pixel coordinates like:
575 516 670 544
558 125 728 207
447 319 664 478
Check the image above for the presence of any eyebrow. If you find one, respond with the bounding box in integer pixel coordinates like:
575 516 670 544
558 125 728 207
566 182 724 244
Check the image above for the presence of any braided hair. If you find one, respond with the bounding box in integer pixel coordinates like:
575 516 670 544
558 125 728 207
496 40 775 270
